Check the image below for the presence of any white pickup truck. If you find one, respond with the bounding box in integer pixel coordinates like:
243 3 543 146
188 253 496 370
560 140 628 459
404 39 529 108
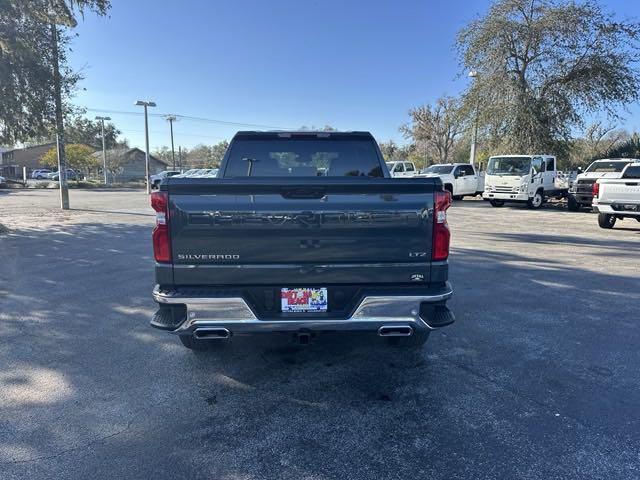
386 161 418 177
568 158 638 211
592 162 640 229
419 163 484 200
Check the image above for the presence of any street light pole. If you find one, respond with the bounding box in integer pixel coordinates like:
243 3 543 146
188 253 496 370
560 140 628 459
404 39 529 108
135 100 156 194
51 24 69 209
468 70 479 168
95 116 111 184
166 115 177 170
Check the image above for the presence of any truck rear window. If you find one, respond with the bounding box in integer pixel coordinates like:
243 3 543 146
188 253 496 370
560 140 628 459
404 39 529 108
585 161 630 173
223 138 384 177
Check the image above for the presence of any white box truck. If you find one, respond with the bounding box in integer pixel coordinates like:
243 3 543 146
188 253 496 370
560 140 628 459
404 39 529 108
483 155 566 209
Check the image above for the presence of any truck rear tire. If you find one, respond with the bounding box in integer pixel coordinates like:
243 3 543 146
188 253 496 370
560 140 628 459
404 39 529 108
598 213 617 229
489 200 504 207
567 195 581 212
452 195 464 201
527 191 544 209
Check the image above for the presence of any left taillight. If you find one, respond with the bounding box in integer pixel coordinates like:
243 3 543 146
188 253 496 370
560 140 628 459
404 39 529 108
592 181 600 198
432 190 451 261
151 191 171 263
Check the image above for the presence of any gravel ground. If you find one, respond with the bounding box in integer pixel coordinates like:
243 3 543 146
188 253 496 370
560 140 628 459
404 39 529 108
1 188 639 480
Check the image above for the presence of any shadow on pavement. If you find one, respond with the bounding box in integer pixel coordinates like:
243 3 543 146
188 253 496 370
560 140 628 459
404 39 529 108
1 220 639 479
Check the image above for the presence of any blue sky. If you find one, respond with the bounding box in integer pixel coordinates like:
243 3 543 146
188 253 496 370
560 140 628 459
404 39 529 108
69 0 640 151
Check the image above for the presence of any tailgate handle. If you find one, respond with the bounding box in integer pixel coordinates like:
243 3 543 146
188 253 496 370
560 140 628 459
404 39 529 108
625 182 638 186
281 188 327 199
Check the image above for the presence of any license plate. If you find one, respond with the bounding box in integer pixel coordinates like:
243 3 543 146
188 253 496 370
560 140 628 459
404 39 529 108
281 288 328 313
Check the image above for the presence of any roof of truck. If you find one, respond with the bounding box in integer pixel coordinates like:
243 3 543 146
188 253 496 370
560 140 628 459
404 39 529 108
591 158 640 162
234 130 373 138
427 163 474 166
489 154 554 158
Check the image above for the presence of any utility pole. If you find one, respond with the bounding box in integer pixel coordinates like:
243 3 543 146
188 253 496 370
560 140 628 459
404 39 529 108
135 100 156 193
95 116 111 184
178 146 182 171
165 115 177 170
468 70 479 168
51 24 69 209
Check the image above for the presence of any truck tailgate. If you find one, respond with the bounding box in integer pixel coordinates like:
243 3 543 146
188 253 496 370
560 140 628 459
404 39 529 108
165 178 438 286
600 180 640 204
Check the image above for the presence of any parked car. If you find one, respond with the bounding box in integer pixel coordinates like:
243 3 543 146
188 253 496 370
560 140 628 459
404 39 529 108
47 169 77 181
568 158 638 211
592 162 640 229
483 155 566 208
419 163 484 200
174 169 199 178
150 170 181 189
179 168 207 177
150 130 455 350
31 169 52 179
199 168 219 178
386 161 417 177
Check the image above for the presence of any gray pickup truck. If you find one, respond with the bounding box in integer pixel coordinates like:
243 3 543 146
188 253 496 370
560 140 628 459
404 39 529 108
150 131 454 350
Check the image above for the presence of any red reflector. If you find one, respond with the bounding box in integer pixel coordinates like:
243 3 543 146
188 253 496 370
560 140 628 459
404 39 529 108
592 182 599 198
150 192 171 263
432 190 451 261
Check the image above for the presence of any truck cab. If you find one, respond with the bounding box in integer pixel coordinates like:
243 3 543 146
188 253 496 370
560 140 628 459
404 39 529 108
386 161 417 177
483 155 563 208
419 163 484 200
568 158 638 211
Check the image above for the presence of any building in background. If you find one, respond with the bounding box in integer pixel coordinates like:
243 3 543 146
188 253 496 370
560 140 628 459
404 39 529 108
91 147 170 182
0 143 56 179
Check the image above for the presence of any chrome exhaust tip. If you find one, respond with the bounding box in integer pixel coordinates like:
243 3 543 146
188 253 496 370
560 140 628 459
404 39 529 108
378 325 413 337
193 327 231 340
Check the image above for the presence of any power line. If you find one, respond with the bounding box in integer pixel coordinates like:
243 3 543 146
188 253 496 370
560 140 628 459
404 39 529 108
84 107 292 130
117 128 227 140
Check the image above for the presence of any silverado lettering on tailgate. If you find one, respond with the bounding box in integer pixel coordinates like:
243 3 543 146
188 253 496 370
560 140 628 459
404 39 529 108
188 210 424 227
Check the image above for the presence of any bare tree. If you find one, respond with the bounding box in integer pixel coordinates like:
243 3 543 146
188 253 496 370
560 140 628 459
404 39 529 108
569 122 630 166
401 96 466 164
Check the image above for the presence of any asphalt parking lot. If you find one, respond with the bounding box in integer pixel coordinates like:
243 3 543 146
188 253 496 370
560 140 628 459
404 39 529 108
1 188 639 480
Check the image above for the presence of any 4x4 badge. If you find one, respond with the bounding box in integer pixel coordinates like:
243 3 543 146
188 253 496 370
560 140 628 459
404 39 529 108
411 274 425 282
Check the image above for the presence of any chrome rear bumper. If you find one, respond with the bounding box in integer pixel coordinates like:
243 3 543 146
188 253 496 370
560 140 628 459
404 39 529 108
152 283 454 336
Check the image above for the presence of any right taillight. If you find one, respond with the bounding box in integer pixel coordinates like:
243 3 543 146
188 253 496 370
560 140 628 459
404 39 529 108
592 182 599 198
432 190 451 261
151 191 171 263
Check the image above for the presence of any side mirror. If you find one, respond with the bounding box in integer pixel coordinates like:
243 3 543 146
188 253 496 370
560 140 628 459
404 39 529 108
577 167 583 174
454 171 460 178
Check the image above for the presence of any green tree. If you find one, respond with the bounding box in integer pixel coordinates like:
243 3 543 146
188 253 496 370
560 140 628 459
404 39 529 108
41 143 98 174
0 1 110 144
457 0 640 154
65 116 121 149
401 96 466 164
378 140 399 161
208 140 229 167
173 140 229 168
185 144 211 168
0 7 68 143
605 133 640 160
